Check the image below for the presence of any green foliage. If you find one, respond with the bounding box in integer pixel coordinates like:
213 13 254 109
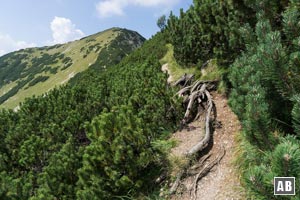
243 85 274 149
166 0 290 68
229 2 300 198
62 56 72 64
241 135 300 199
166 0 255 66
28 76 49 87
89 29 145 71
229 14 298 147
0 31 181 199
228 25 277 148
61 62 73 70
272 136 300 177
3 1 300 199
292 95 300 137
157 15 166 30
77 106 154 199
0 52 29 86
0 76 33 104
43 66 59 74
0 51 64 104
33 137 81 200
0 28 145 108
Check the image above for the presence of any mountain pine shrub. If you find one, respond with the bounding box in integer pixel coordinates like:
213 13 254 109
230 2 300 198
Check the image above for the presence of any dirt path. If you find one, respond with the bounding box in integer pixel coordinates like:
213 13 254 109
169 92 246 200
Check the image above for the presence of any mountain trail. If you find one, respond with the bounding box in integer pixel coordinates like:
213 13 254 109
169 92 246 200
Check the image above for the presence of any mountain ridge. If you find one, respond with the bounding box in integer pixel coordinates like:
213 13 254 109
0 27 145 109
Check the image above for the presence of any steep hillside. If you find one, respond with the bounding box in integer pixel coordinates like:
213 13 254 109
0 28 145 109
0 31 181 199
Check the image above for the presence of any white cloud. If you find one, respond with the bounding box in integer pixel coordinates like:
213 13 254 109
96 0 180 18
132 0 179 7
96 0 126 18
0 33 36 56
50 16 85 44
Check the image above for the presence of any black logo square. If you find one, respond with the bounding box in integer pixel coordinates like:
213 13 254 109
274 177 295 195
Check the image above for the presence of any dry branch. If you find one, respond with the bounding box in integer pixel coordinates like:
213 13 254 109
173 73 194 87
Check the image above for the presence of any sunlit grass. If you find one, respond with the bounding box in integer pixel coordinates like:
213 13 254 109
0 29 118 109
160 44 199 82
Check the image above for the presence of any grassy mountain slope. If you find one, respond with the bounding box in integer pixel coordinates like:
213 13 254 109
0 28 145 109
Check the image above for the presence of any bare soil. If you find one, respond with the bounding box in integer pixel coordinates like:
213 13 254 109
169 92 246 200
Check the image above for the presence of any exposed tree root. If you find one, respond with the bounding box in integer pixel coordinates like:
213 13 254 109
173 73 194 87
170 168 186 195
191 146 226 200
186 89 213 156
188 153 211 176
169 75 219 195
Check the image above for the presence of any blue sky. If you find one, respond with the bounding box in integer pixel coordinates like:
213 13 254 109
0 0 193 56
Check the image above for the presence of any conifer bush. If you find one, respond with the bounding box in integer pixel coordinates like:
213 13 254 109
167 0 256 66
76 106 156 199
292 95 300 137
229 2 300 198
0 31 181 199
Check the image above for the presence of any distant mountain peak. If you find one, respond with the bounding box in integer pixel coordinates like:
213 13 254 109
0 28 145 109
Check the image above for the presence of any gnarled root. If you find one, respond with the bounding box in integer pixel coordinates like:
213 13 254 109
169 76 218 195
